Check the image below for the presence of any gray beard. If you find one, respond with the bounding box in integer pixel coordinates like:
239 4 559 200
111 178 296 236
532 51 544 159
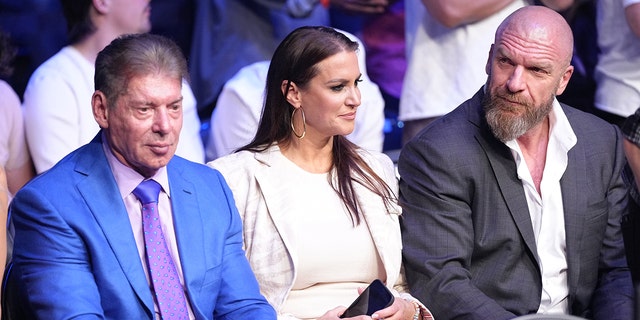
483 92 554 142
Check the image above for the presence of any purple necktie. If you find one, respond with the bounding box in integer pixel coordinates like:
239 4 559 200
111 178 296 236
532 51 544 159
133 179 189 319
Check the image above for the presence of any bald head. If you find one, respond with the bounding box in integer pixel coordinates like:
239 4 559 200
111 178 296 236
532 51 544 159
483 5 576 142
495 6 574 67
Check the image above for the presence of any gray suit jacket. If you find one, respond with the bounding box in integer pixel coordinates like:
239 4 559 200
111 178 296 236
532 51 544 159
399 89 633 320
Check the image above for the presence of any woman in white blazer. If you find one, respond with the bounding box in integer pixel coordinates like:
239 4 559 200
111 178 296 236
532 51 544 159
209 26 432 320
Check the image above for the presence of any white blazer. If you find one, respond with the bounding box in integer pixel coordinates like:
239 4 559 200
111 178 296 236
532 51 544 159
208 145 423 318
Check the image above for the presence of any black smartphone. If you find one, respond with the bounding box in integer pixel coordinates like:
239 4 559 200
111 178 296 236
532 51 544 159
340 279 395 318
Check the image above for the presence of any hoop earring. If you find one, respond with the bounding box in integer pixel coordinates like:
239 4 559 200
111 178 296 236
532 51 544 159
291 107 306 139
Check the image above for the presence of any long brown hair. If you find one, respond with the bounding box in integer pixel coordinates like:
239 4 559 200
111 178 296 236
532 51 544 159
238 26 395 225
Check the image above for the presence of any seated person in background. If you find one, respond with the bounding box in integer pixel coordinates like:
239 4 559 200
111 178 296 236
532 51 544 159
190 0 396 119
620 108 640 284
7 33 275 319
0 73 33 199
0 29 34 197
399 0 528 145
209 26 433 320
592 0 640 126
206 30 384 161
399 5 633 320
22 0 204 174
0 29 35 280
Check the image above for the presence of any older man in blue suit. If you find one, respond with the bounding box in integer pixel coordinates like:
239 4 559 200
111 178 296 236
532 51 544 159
6 33 276 319
399 5 633 320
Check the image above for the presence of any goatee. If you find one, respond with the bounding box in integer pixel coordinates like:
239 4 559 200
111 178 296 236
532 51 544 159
483 91 553 142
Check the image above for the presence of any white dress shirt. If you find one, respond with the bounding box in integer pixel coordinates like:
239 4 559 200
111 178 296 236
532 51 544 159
505 99 577 314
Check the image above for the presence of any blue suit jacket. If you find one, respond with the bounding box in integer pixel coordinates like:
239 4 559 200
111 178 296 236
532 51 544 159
8 134 276 319
399 89 633 320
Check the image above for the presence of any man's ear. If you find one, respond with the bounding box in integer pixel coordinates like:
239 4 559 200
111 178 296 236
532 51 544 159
92 0 110 14
555 65 574 96
485 44 494 76
92 90 110 129
282 80 301 108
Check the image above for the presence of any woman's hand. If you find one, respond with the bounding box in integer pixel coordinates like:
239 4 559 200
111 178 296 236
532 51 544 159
370 297 416 320
317 296 416 320
317 305 384 319
318 306 371 320
318 286 418 320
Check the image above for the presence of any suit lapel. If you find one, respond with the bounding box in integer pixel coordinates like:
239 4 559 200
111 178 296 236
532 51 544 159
468 90 540 264
477 132 540 262
560 138 586 297
166 162 206 297
252 150 300 266
357 181 402 283
75 137 155 315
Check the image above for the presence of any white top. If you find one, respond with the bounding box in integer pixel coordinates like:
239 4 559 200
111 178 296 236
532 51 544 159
0 80 30 199
274 152 384 319
23 46 205 173
207 145 429 320
594 0 640 117
400 0 526 121
505 100 576 315
206 31 385 161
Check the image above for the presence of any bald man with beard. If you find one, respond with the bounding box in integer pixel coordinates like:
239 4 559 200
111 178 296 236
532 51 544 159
399 5 633 320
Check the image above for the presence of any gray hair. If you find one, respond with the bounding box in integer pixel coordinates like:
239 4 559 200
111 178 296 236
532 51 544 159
94 33 189 104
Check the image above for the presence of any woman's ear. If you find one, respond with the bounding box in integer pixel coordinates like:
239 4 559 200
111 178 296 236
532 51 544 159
282 80 301 107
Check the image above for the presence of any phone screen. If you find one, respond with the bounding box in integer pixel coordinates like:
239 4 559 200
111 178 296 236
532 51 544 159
340 279 395 318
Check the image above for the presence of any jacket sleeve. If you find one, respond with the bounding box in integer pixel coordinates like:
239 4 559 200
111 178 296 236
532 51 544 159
10 186 105 319
589 126 634 320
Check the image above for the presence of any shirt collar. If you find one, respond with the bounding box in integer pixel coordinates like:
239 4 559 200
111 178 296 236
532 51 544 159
101 132 171 199
504 98 577 153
